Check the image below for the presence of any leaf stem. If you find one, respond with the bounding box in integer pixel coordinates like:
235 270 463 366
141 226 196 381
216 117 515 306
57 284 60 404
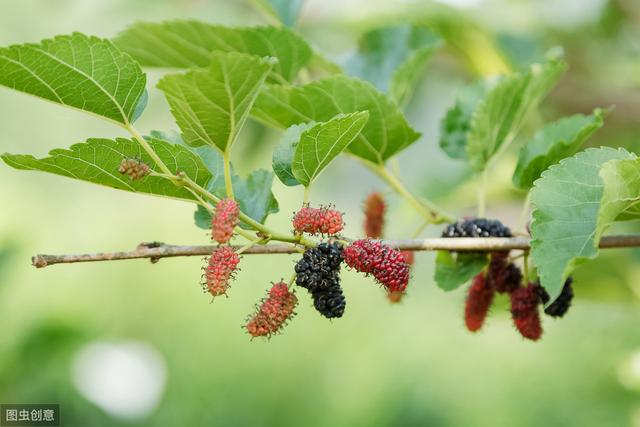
176 173 315 248
128 127 314 249
303 186 311 204
126 125 174 177
478 169 487 218
363 160 452 224
222 150 235 199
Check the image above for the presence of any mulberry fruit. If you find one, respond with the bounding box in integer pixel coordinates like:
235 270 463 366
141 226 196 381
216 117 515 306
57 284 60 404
312 285 346 319
118 158 150 180
211 198 240 244
442 218 512 238
536 278 574 318
363 192 385 238
510 283 543 341
292 206 344 236
465 272 495 332
246 282 298 338
486 252 522 294
203 246 240 296
342 239 410 293
295 242 346 319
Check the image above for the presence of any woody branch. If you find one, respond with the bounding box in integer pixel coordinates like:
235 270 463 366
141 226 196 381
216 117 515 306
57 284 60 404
30 235 640 268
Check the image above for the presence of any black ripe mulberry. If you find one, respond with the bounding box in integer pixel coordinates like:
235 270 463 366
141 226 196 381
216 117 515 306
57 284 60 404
442 218 512 238
295 242 346 319
536 277 574 318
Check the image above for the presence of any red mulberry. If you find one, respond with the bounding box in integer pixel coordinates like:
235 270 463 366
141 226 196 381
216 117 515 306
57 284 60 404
202 246 240 296
465 272 495 332
342 239 410 293
246 282 298 338
510 283 543 341
363 192 385 238
211 198 239 244
292 206 344 236
118 158 150 180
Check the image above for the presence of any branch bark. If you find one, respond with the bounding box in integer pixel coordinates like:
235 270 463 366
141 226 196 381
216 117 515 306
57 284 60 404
31 235 640 268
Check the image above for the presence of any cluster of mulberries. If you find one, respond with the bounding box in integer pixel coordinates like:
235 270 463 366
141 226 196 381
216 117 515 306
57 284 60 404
363 192 385 238
342 239 410 294
245 282 298 338
292 205 344 236
202 246 240 297
118 158 150 180
295 242 346 318
211 198 240 244
445 218 574 341
442 218 512 238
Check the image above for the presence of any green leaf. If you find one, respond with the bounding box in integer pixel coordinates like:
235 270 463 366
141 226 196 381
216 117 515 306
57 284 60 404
253 76 421 164
157 52 274 153
530 147 636 301
292 112 369 186
149 130 279 228
0 33 147 125
434 251 488 291
466 59 567 171
113 21 312 82
195 169 279 230
272 123 314 187
253 0 305 27
346 25 440 106
512 109 605 189
439 79 494 159
1 138 211 202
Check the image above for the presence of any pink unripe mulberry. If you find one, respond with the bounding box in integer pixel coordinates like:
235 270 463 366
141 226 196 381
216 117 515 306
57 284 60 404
246 282 298 338
363 192 385 238
203 246 240 296
465 272 495 332
343 239 410 293
211 198 239 244
292 206 344 236
510 283 543 341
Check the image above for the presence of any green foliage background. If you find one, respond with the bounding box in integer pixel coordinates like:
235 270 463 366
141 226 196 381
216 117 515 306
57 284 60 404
1 0 640 426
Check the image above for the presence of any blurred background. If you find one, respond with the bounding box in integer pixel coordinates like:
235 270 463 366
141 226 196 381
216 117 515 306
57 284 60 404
1 0 640 425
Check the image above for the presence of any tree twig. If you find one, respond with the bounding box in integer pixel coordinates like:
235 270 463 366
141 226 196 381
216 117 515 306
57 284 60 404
31 235 640 268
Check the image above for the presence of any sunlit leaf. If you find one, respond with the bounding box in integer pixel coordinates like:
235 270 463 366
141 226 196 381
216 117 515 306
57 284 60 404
292 112 368 186
114 21 312 82
272 123 314 187
530 147 637 301
513 109 605 189
253 76 420 164
0 33 147 125
466 59 567 171
1 138 211 201
157 52 274 152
